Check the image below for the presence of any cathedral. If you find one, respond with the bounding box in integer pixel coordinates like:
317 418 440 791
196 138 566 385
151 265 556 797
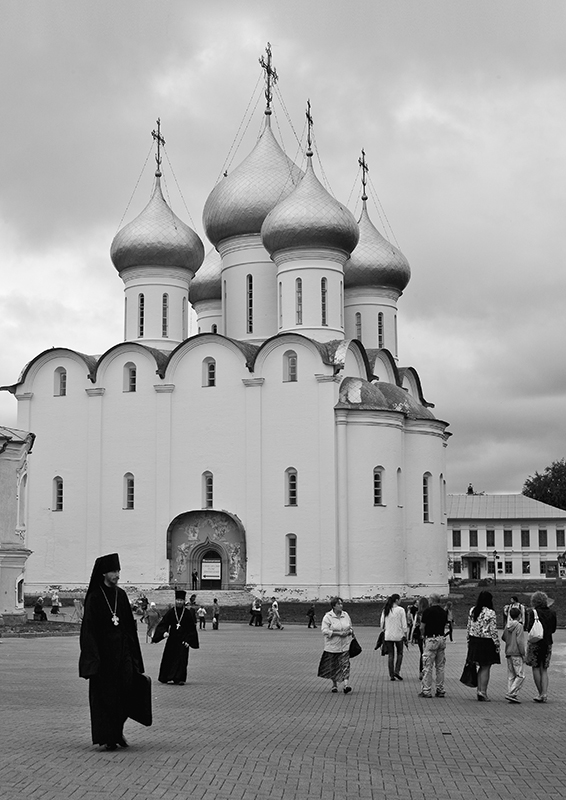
2 52 450 600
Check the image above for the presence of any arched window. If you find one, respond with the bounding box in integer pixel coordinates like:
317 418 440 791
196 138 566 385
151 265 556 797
53 476 63 511
321 278 328 326
211 324 218 334
162 293 169 337
182 297 188 339
138 293 145 338
340 281 343 327
283 350 298 382
279 281 283 328
286 468 298 506
378 313 384 348
295 278 302 325
423 472 432 522
202 357 216 387
246 274 253 333
355 312 362 341
373 467 384 505
124 473 135 509
440 474 446 520
203 471 213 509
123 362 137 392
124 297 127 341
54 367 67 397
286 534 297 576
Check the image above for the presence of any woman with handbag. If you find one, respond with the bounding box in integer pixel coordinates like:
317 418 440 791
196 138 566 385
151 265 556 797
524 591 557 703
318 597 354 694
380 594 408 681
466 591 500 701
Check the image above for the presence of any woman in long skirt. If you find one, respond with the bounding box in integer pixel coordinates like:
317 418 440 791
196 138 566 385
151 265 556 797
318 597 354 694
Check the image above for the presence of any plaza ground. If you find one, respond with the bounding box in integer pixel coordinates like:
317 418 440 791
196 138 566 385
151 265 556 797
1 621 565 800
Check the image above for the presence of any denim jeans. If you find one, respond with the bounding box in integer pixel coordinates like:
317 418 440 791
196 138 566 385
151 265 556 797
421 636 446 695
384 640 404 677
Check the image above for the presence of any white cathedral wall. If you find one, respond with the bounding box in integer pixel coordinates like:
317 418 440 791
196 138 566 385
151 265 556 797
403 421 449 593
19 356 91 590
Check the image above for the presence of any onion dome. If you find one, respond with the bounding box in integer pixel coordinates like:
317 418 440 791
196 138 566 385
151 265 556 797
261 154 359 257
344 201 410 292
189 247 222 304
202 117 303 247
111 175 204 274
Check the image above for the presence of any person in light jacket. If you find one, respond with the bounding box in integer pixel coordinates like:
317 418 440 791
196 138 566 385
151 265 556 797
317 597 354 694
380 594 408 681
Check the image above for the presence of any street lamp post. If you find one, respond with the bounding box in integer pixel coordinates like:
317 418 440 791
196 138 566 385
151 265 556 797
493 550 499 586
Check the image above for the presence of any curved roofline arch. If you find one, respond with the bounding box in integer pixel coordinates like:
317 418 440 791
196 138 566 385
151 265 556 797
164 333 259 379
364 347 400 385
91 342 170 383
398 366 434 408
1 348 98 394
251 332 335 373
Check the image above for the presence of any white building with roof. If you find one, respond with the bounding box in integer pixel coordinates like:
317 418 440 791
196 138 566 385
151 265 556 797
1 59 450 600
447 493 566 582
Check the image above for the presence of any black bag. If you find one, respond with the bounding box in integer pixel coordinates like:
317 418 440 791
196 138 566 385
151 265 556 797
349 636 362 658
128 671 153 727
459 661 478 688
374 630 384 651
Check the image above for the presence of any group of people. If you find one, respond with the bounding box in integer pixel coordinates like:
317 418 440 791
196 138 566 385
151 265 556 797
248 597 284 629
317 590 558 703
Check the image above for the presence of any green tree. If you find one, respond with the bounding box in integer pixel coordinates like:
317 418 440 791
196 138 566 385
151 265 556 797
523 458 566 511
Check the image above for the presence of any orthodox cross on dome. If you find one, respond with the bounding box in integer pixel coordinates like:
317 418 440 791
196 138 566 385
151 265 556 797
358 148 369 201
259 42 278 114
152 118 166 176
306 99 314 156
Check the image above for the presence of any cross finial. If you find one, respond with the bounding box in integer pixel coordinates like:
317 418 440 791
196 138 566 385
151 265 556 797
259 42 278 115
358 148 369 201
306 99 314 156
152 118 166 176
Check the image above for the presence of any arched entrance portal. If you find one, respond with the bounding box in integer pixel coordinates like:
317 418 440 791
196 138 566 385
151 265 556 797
167 510 246 590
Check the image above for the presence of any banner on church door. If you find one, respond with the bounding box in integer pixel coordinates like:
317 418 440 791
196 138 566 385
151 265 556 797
202 559 221 579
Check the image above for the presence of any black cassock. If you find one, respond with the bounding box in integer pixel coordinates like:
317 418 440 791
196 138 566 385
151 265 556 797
153 607 199 683
79 586 146 745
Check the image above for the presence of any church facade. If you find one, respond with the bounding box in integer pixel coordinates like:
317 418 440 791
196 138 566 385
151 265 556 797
2 84 450 600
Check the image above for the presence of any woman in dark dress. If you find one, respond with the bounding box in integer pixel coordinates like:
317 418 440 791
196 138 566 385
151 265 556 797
466 590 500 701
524 591 557 703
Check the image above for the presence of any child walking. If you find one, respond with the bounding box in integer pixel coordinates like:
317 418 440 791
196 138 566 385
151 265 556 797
501 606 526 703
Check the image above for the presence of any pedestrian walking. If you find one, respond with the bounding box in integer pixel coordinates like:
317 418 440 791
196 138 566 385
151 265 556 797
267 597 283 629
79 552 149 750
466 590 500 701
317 597 354 694
418 594 448 698
307 603 317 628
153 590 199 685
142 602 161 642
524 591 557 703
197 605 207 629
212 598 220 630
502 606 526 703
381 594 407 681
444 601 454 642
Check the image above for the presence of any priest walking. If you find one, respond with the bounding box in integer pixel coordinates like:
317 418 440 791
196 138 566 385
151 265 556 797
153 589 199 684
79 553 149 750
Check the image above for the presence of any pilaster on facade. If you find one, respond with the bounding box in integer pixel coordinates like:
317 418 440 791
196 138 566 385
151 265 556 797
86 387 105 397
242 378 265 388
154 384 175 393
315 374 341 383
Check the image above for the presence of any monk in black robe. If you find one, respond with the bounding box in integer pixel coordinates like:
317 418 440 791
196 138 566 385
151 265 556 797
79 553 148 750
153 589 199 684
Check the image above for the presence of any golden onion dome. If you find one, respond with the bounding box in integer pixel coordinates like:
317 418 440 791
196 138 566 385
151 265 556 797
111 175 204 274
202 116 303 247
344 202 410 292
189 247 222 304
261 155 359 257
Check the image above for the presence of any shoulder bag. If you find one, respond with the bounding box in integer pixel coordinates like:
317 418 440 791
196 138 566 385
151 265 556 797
528 609 544 643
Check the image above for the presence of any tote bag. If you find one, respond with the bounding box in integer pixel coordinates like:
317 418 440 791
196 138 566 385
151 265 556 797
528 609 544 643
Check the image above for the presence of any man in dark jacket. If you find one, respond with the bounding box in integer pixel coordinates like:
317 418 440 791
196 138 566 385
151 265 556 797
418 594 448 699
79 553 148 750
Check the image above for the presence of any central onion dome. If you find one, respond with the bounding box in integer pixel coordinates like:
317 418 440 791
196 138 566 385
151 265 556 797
202 117 303 247
111 175 204 274
189 247 222 304
261 154 359 257
344 201 410 292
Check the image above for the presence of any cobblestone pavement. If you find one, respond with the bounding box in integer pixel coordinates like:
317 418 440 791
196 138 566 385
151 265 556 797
1 623 565 800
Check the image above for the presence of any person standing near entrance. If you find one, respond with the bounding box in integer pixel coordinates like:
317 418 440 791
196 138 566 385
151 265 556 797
212 598 220 630
79 552 147 750
191 570 198 591
153 590 199 685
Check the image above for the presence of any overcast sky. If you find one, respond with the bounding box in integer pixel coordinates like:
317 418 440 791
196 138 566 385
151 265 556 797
1 0 565 494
